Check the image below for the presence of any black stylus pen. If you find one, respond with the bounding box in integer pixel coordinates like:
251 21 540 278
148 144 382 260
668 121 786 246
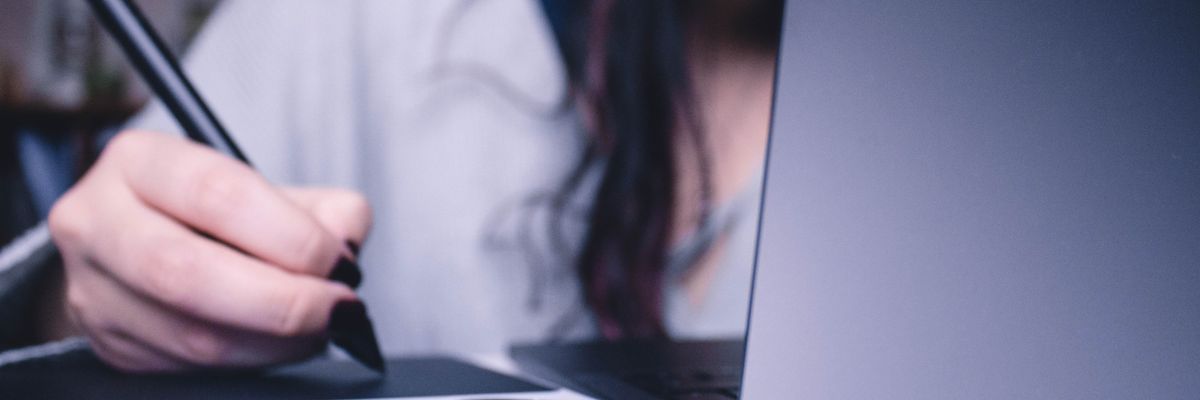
84 0 386 373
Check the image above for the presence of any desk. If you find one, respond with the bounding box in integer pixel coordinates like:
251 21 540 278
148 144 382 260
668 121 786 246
423 352 593 400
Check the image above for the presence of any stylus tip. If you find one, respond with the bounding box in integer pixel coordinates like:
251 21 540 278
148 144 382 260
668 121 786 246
329 300 387 374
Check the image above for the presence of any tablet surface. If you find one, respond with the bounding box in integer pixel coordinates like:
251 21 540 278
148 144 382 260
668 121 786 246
0 345 553 399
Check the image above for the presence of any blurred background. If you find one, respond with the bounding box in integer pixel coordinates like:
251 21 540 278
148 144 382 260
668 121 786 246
0 0 221 244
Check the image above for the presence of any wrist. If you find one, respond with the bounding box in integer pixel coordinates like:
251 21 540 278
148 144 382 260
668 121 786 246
34 263 79 342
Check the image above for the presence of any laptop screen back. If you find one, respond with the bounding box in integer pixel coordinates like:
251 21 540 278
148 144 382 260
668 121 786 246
744 1 1200 398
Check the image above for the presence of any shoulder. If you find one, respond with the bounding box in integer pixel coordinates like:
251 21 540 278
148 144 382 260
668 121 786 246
361 0 568 107
178 0 564 122
196 0 567 127
128 0 569 185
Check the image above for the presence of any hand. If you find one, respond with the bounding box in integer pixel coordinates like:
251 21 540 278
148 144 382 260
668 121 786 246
47 130 372 373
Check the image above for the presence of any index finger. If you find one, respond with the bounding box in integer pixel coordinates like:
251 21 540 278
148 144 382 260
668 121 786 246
103 131 350 278
76 174 357 337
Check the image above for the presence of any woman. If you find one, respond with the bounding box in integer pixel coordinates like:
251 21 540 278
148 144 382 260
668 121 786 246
26 0 781 371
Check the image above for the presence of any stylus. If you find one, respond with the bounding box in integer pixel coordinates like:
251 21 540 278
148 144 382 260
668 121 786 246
84 0 386 373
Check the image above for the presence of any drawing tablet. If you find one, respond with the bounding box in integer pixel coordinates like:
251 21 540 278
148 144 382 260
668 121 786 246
0 346 551 399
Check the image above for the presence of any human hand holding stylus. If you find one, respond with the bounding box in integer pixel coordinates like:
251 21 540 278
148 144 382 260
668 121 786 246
49 131 376 372
40 0 388 373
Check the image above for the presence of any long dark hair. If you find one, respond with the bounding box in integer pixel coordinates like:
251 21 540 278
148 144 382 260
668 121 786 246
541 0 783 339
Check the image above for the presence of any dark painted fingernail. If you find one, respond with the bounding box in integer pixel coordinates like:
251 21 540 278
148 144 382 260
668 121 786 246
328 257 362 289
329 300 386 373
345 240 361 257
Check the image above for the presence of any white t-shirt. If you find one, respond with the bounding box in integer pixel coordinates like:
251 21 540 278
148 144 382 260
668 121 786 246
131 0 758 357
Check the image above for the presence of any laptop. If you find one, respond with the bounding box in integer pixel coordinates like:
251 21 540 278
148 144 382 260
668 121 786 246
515 0 1200 398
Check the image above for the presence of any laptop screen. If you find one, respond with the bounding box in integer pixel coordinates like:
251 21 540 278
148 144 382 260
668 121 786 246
746 0 1200 398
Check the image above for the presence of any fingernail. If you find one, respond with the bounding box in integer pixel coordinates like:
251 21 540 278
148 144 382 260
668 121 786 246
345 240 361 257
328 257 362 289
329 300 386 373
